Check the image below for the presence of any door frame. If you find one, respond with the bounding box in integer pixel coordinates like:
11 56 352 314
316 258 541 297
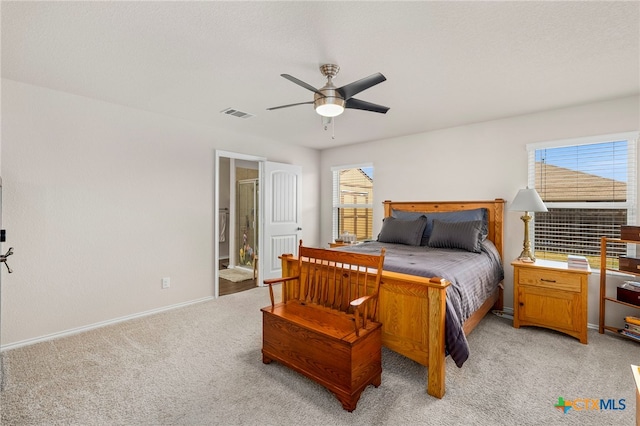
214 150 266 298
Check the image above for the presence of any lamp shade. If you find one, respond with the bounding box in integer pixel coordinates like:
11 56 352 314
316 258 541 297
510 188 548 212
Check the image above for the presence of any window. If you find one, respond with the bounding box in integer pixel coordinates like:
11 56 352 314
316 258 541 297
331 165 374 241
528 132 638 269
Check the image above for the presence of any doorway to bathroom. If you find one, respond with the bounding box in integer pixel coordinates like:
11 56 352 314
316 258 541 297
214 150 302 298
217 158 261 296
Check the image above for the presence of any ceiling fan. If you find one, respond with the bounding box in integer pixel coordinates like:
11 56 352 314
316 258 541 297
267 64 389 118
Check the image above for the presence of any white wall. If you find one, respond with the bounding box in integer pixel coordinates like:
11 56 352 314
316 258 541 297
320 95 640 327
2 79 637 347
0 79 320 347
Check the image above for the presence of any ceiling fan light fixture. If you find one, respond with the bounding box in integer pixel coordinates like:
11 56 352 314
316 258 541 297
314 97 345 117
315 103 344 117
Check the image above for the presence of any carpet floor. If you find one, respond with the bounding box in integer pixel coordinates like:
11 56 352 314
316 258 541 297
0 286 637 425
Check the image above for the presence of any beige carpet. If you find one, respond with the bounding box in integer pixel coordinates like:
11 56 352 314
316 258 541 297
0 286 637 425
218 267 253 282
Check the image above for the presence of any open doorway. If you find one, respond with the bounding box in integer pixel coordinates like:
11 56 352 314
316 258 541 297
220 168 259 295
214 151 265 298
214 151 302 298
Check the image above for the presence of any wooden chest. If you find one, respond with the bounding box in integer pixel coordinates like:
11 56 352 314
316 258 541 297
620 256 640 274
621 226 640 242
617 287 640 306
262 304 382 411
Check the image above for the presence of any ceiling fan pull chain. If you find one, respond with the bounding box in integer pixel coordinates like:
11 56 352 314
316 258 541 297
322 116 331 131
332 117 336 139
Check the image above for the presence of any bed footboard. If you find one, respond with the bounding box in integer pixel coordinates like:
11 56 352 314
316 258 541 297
377 270 449 398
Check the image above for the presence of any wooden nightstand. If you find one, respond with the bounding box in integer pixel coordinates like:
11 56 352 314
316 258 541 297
512 259 591 344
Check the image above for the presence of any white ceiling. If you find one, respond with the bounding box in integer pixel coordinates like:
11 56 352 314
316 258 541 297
2 1 639 150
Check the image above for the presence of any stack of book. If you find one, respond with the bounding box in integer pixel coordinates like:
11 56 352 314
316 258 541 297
621 316 640 342
567 255 590 270
621 280 640 292
617 281 640 306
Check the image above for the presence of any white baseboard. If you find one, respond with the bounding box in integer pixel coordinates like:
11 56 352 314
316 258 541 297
0 296 214 352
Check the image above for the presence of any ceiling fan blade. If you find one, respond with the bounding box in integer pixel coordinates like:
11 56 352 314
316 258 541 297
337 73 386 100
267 101 314 111
281 74 325 96
345 98 390 114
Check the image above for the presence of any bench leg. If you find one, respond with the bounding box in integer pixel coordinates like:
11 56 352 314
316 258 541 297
335 371 381 412
372 372 381 388
336 393 361 413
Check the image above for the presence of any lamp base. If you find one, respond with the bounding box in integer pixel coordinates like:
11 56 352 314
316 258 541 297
518 213 536 263
518 247 536 263
517 254 536 263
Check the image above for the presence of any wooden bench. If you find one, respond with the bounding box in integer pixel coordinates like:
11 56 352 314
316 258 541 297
260 241 386 412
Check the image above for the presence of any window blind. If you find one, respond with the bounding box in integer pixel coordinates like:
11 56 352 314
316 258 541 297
534 141 630 203
527 132 638 267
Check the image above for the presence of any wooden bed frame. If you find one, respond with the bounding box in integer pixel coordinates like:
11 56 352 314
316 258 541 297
278 199 505 398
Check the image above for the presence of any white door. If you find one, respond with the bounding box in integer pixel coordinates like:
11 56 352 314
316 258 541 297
261 162 302 282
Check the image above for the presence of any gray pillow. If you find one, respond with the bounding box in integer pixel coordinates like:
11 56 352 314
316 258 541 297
428 219 483 253
393 208 488 245
377 215 428 246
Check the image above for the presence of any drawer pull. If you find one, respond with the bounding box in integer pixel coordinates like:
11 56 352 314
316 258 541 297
540 278 556 283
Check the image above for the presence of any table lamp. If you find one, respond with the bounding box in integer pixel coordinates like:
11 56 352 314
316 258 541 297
510 188 548 263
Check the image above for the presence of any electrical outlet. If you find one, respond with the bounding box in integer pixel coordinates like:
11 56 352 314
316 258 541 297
162 277 170 289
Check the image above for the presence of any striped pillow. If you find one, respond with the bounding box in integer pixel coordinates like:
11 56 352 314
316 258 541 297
428 219 483 253
377 215 428 246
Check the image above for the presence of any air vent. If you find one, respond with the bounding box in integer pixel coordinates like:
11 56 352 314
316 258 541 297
220 108 255 119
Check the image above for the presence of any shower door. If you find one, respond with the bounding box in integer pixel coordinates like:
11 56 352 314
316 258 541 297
236 179 259 269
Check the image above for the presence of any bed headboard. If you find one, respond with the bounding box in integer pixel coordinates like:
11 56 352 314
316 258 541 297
382 199 506 260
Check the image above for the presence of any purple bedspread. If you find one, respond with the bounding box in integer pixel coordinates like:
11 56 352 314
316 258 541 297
334 240 504 367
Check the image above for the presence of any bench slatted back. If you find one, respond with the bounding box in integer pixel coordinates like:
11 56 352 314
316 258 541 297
294 243 386 322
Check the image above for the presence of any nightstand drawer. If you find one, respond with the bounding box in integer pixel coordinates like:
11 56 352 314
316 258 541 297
518 268 581 292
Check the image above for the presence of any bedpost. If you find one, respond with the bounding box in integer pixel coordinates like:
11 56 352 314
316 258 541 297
427 281 447 398
383 200 393 218
492 199 505 311
492 198 505 261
